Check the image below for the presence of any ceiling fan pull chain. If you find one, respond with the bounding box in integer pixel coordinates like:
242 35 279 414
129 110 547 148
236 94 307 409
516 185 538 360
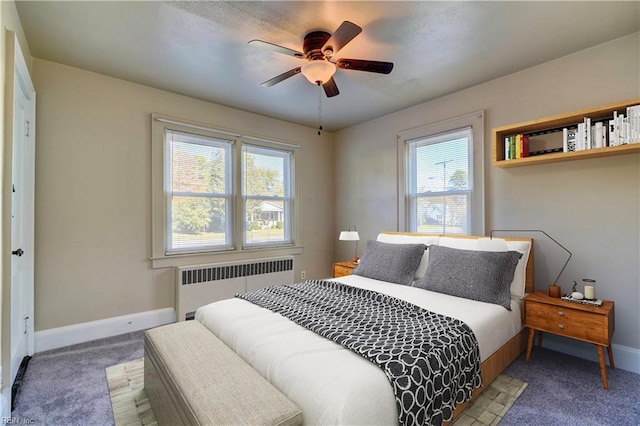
317 81 323 135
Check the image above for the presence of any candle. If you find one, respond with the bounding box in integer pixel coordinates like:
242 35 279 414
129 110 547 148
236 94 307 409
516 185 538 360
584 285 595 300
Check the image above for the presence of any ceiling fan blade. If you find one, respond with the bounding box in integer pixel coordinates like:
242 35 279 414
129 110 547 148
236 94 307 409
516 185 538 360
322 21 362 56
322 77 339 98
261 67 302 87
248 39 305 59
336 59 394 74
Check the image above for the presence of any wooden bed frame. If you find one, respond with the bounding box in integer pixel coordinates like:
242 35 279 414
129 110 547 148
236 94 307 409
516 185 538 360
380 232 534 422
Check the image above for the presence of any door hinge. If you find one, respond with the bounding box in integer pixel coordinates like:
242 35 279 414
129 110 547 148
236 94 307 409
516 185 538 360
25 120 31 137
24 316 30 334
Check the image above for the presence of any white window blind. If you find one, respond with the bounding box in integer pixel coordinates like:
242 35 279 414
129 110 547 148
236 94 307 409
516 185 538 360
407 128 473 234
165 130 233 253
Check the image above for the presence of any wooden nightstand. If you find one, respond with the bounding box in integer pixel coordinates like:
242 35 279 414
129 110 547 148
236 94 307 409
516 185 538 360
523 291 615 389
333 261 357 278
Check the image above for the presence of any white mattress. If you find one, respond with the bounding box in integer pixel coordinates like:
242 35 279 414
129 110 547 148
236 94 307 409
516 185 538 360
195 275 523 425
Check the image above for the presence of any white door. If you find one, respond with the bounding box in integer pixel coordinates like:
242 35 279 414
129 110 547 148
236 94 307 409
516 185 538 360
8 34 36 388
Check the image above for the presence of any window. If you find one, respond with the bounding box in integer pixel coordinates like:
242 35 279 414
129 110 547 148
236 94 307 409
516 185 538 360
166 130 233 253
242 144 292 247
398 112 484 235
151 115 301 267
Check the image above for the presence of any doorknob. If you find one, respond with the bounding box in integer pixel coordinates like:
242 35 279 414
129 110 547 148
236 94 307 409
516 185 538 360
12 248 24 257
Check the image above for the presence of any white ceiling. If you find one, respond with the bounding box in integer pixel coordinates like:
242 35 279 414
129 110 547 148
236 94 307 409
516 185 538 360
15 1 640 132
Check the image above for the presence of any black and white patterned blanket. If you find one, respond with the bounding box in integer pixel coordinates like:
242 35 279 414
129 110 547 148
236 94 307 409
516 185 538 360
236 280 482 426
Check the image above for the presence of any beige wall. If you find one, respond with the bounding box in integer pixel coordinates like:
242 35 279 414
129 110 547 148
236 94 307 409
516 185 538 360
334 33 640 349
32 59 335 330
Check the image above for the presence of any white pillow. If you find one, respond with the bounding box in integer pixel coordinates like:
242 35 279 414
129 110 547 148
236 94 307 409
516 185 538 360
376 233 440 279
505 240 531 298
439 236 531 299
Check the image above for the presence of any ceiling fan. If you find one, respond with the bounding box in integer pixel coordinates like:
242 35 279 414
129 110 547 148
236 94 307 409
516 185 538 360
249 21 394 98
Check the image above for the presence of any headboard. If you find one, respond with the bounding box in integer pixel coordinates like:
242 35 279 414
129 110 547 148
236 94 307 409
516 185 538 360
380 232 534 294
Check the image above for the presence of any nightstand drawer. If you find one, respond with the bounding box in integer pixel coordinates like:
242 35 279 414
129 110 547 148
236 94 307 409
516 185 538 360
333 264 354 278
525 301 607 344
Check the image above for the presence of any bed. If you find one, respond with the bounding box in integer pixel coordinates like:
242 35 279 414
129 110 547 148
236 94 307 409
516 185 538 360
194 232 533 425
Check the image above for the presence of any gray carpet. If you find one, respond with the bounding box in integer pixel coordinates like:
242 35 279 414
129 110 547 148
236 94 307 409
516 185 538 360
12 331 145 425
11 330 640 425
501 347 640 425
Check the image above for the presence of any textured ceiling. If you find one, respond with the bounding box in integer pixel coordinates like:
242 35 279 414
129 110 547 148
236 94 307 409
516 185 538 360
15 1 640 132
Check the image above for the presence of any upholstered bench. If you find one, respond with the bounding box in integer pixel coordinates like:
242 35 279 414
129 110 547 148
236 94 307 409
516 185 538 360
144 320 303 426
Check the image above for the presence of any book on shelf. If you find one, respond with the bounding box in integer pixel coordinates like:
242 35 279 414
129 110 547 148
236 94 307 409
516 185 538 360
576 122 586 151
593 121 604 149
585 117 591 149
627 104 640 143
504 134 529 159
562 127 576 152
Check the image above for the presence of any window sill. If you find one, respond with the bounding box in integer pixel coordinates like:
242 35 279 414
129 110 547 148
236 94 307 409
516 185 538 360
150 246 303 269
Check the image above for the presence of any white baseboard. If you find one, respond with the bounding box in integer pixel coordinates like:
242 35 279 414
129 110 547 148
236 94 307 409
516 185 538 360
34 308 176 353
541 334 640 375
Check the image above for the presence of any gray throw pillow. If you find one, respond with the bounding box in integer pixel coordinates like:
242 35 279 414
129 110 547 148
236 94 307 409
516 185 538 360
352 240 426 285
414 245 522 310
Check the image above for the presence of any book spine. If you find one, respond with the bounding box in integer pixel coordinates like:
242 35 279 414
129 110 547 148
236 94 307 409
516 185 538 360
613 111 619 146
504 137 510 160
623 116 630 144
628 105 640 143
609 119 616 147
576 122 585 151
567 128 576 152
521 134 529 157
510 135 516 159
614 112 624 145
594 121 603 149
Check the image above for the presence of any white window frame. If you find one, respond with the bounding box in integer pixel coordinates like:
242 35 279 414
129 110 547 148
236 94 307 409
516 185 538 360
241 140 294 249
397 111 485 235
165 129 234 254
151 114 302 268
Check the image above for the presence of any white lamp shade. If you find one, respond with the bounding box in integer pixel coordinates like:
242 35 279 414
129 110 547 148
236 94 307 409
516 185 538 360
301 60 336 84
339 231 360 241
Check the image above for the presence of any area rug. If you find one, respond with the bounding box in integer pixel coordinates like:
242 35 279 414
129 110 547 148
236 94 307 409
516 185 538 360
106 358 156 426
106 358 527 426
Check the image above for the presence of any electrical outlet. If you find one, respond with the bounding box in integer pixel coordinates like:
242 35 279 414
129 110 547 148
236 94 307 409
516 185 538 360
301 271 306 280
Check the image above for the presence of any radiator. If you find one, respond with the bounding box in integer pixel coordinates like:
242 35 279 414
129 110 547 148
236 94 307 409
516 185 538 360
175 257 294 321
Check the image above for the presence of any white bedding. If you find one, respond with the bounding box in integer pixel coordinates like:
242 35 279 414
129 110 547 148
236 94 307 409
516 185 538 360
195 275 523 425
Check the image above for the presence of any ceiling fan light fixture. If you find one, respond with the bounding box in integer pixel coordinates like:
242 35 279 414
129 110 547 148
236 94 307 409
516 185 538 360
301 60 336 85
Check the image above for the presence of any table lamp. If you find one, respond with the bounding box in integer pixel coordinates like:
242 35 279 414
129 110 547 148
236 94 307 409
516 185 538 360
339 226 360 263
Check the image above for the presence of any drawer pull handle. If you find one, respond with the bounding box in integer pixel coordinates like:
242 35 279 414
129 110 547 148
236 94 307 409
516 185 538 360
558 311 565 316
558 324 565 329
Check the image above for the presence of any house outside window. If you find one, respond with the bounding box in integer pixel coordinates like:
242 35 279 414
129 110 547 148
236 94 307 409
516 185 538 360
398 111 484 235
151 115 301 267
